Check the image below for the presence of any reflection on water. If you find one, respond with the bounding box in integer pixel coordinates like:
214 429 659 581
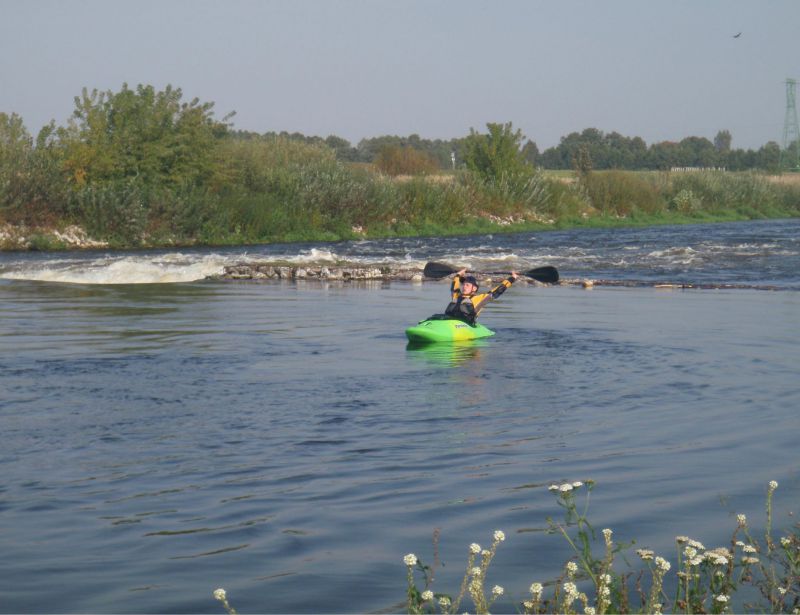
405 339 489 366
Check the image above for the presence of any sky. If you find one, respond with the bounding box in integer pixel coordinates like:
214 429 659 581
1 0 799 150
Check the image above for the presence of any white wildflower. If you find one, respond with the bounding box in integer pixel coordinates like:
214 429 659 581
778 587 787 596
213 589 227 601
566 561 578 574
470 543 482 554
675 535 689 543
769 480 778 490
601 574 612 585
421 590 433 601
599 585 611 598
652 603 663 615
715 594 729 603
688 539 705 550
742 556 759 564
482 550 491 558
602 528 613 545
548 484 559 491
492 585 504 596
714 556 729 566
737 513 747 525
735 540 745 547
689 556 704 566
530 582 543 597
585 608 596 615
636 548 654 560
560 483 574 493
563 582 578 603
655 556 671 572
781 537 791 547
438 596 451 608
404 553 418 567
470 566 482 577
493 530 505 542
523 600 534 610
572 481 583 488
684 546 697 559
743 544 757 553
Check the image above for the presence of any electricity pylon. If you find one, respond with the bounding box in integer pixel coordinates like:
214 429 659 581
782 79 800 171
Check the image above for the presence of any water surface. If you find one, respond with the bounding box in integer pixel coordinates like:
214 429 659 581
1 220 798 613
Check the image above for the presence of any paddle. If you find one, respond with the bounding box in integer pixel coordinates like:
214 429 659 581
423 261 559 284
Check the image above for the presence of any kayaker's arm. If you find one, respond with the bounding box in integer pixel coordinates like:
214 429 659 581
472 273 519 314
450 268 467 300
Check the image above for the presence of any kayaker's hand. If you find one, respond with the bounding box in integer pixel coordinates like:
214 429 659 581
510 271 519 280
456 268 467 277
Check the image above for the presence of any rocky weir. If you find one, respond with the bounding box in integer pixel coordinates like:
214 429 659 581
213 262 789 291
214 262 558 285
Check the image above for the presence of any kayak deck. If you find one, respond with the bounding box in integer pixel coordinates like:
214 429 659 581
405 317 495 343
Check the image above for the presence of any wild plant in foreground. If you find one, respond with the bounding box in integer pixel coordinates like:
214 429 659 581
400 480 799 614
404 530 507 614
212 588 237 614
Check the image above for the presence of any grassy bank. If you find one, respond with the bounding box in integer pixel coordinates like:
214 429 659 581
2 133 800 250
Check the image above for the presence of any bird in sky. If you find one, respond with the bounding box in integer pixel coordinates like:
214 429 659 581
733 32 742 38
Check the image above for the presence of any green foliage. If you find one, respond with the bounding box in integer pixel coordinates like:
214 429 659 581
59 83 231 188
463 122 532 181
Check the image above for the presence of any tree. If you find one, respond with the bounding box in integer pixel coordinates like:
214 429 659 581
463 122 531 180
324 135 359 161
678 136 718 167
714 130 732 153
521 139 539 166
757 141 781 173
0 112 33 214
59 83 233 188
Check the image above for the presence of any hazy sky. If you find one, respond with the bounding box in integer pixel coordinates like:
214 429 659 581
2 0 798 150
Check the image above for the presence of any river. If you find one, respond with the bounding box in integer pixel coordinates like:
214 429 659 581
1 219 798 613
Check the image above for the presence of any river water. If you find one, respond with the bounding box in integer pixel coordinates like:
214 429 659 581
1 219 798 613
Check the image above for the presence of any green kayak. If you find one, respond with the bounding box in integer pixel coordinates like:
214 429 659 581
405 316 495 343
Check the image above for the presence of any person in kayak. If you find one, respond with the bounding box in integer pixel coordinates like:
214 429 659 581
444 268 519 325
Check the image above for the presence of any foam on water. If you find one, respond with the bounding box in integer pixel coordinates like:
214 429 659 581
0 254 228 284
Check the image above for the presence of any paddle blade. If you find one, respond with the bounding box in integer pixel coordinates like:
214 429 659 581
423 261 458 279
523 266 559 284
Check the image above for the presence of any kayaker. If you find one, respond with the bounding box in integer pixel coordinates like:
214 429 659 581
445 268 519 325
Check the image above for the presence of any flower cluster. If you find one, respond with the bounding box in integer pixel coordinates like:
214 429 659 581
548 480 585 494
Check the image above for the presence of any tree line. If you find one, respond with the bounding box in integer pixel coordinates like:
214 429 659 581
243 127 788 174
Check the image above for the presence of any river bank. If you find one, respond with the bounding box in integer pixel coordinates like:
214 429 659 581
1 207 796 253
